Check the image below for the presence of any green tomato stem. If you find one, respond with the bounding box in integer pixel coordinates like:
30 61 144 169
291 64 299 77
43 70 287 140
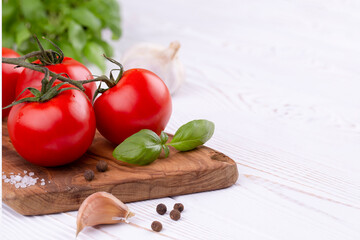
2 57 118 89
2 57 86 91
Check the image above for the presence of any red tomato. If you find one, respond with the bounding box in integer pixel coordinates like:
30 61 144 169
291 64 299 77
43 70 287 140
2 48 23 118
15 57 96 101
7 85 96 166
94 69 172 144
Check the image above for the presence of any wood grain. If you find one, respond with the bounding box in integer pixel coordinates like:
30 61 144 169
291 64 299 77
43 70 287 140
2 121 238 215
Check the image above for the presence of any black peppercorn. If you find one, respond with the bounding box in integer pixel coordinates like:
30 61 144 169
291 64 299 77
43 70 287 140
151 221 162 232
170 209 181 221
84 170 94 181
156 203 167 215
96 160 108 172
173 203 184 212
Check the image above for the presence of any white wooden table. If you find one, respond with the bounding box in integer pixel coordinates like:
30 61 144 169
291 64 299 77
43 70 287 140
2 0 360 239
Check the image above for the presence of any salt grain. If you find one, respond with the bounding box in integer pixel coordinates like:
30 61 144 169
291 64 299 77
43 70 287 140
2 172 39 188
14 175 22 182
41 182 45 186
24 170 27 174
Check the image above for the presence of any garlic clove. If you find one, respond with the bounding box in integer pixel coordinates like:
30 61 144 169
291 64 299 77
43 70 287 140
121 41 185 95
76 192 134 236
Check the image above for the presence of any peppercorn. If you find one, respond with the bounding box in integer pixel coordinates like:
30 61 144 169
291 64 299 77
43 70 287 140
96 160 108 172
170 209 181 221
84 170 94 181
156 203 167 215
151 221 162 232
173 203 184 212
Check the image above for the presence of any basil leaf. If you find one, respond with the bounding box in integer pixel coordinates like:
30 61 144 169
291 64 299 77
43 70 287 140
2 34 14 49
68 21 87 51
2 2 16 28
83 42 106 72
106 1 122 39
19 0 46 20
168 120 215 151
72 8 101 32
93 39 114 57
160 131 168 144
57 42 82 62
162 145 170 158
113 130 162 165
15 23 31 47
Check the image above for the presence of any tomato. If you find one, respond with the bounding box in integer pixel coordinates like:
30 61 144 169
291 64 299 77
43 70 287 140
7 84 96 166
94 69 172 144
2 48 23 118
15 57 96 101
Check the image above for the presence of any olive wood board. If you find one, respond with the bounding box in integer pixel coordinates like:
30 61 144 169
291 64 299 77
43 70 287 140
2 121 238 215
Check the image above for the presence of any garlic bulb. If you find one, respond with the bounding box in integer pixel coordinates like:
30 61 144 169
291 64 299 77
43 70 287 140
76 192 134 236
121 41 185 95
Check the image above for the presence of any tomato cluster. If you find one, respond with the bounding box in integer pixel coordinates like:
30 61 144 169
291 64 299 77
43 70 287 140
2 48 172 167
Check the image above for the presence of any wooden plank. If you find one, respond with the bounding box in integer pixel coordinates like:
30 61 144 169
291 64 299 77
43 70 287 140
2 121 238 215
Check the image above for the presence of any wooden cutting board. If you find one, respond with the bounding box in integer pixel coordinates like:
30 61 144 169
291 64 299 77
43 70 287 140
2 121 238 215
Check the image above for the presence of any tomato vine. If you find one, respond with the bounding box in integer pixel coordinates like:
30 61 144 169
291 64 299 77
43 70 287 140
2 36 125 106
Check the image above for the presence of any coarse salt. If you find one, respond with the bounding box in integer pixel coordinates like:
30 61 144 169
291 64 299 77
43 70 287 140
14 175 22 182
2 172 40 188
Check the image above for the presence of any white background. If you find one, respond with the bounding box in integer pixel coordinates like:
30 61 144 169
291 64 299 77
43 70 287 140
2 0 360 239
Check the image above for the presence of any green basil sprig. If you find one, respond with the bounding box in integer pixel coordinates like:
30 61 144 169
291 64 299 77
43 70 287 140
2 0 121 72
113 120 215 165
